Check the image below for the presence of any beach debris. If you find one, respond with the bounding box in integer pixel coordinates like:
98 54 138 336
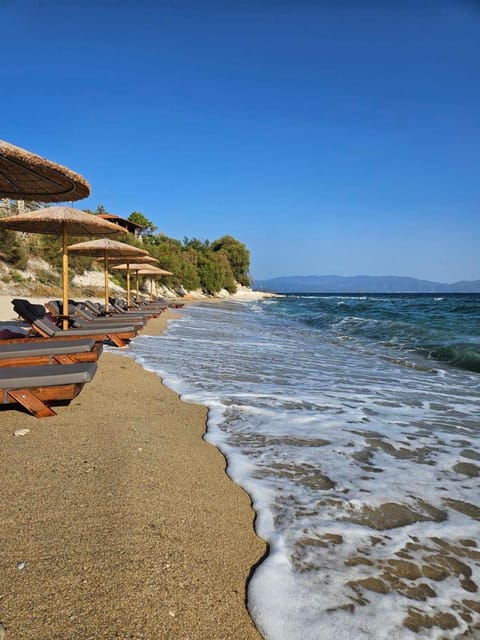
13 429 30 437
16 561 25 571
0 622 6 639
168 610 176 618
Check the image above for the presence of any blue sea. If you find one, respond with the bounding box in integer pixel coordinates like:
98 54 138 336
125 294 480 640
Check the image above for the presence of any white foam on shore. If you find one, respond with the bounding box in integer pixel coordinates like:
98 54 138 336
125 301 480 640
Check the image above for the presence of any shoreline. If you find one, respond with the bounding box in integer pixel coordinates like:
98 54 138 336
0 299 266 639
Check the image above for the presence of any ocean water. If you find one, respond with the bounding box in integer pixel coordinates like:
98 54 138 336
125 294 480 640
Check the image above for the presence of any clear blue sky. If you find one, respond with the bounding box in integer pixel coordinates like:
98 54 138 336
2 1 479 282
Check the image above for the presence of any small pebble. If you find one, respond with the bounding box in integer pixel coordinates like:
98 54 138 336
14 429 30 437
16 562 25 571
168 611 176 618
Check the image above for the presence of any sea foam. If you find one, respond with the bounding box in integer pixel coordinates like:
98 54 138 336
125 296 480 639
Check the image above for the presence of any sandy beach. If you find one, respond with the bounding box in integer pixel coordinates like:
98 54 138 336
0 296 266 639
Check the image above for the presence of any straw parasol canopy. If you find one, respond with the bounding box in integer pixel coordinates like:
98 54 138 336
0 206 123 235
113 264 173 301
67 238 149 311
0 139 90 202
0 206 125 329
112 261 171 304
112 263 168 273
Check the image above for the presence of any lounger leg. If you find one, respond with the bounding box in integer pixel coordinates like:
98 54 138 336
106 334 127 347
7 389 57 418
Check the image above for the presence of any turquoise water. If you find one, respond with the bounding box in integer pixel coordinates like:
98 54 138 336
268 294 480 374
126 294 480 640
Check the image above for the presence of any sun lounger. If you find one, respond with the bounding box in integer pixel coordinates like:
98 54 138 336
79 298 146 320
137 293 184 308
0 362 97 417
46 300 146 328
127 296 168 311
12 299 137 348
132 295 183 310
0 338 102 368
107 297 160 318
73 299 154 322
74 300 148 323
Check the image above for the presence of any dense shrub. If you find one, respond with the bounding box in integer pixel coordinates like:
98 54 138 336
0 229 28 269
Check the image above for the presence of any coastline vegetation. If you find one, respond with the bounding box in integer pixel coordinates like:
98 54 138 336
0 203 251 295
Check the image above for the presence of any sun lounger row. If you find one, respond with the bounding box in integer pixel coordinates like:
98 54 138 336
0 297 166 418
46 300 147 329
12 298 139 347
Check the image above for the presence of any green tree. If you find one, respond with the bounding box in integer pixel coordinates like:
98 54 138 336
211 235 250 286
197 251 224 294
178 247 201 290
81 204 106 216
216 251 237 293
128 211 157 236
146 234 184 288
197 250 236 294
183 237 210 252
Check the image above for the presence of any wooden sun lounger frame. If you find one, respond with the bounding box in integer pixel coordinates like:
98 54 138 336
2 329 130 348
0 352 99 368
0 335 104 349
0 363 97 418
0 343 101 368
3 383 86 417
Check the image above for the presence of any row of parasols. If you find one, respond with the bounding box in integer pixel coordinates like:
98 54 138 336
0 139 172 330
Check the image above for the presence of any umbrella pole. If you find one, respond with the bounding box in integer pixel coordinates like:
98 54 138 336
104 250 109 314
136 270 139 303
127 263 131 307
150 277 153 301
62 222 69 331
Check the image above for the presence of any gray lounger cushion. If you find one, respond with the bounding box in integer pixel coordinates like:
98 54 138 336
33 318 136 337
73 317 145 327
0 363 97 389
0 339 96 360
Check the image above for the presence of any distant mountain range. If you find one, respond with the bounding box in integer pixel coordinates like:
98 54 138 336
253 275 480 293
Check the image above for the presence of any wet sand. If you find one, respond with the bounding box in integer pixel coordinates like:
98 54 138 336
0 305 266 639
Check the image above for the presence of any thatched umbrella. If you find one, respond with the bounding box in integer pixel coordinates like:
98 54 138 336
108 256 159 302
0 139 90 202
112 255 160 308
112 264 173 302
142 266 174 301
0 207 125 329
112 256 170 304
67 238 150 311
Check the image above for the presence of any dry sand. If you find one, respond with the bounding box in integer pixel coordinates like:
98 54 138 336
0 299 266 639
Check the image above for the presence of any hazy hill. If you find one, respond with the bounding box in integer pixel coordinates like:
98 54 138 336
253 275 480 293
